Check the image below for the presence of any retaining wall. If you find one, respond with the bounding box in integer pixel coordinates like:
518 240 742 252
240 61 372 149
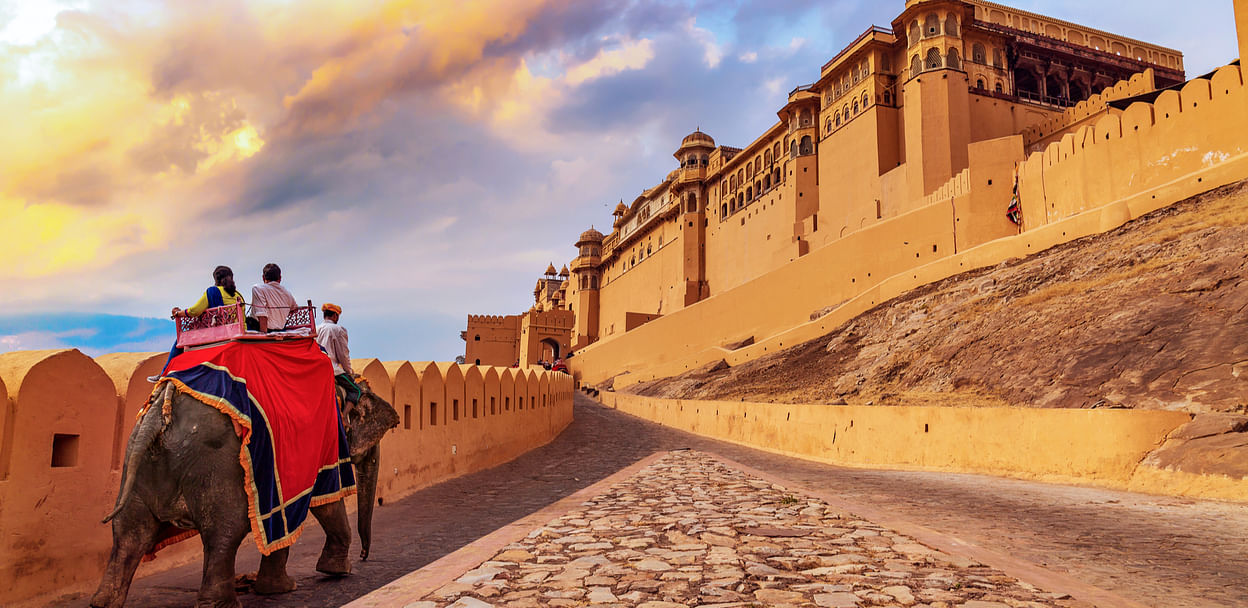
595 392 1247 500
0 349 573 607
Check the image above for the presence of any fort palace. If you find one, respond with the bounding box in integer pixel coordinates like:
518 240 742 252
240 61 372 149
465 0 1191 368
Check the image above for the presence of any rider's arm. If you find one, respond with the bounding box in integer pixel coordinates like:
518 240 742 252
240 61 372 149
186 291 211 317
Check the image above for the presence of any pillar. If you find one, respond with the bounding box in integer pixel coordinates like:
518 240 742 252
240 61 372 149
1237 0 1248 65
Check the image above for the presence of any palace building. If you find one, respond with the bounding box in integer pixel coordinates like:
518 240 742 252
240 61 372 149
465 0 1186 367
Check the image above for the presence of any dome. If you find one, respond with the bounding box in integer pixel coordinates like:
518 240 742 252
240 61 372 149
578 227 604 243
558 265 569 277
613 201 628 215
680 129 715 148
544 263 558 276
559 279 570 289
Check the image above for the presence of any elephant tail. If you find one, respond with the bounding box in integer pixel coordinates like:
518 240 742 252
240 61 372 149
103 384 167 523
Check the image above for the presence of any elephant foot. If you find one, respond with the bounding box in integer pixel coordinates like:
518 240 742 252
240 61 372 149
316 550 351 576
194 598 242 608
252 570 297 595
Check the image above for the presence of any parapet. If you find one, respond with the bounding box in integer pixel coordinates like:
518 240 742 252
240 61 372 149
1022 69 1158 148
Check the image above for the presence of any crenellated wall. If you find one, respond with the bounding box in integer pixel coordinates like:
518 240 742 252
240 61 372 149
0 350 574 608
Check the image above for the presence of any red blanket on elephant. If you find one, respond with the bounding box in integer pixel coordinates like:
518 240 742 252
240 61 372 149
149 338 356 555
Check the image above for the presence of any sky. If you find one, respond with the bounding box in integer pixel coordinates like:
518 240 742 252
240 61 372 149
0 0 1239 361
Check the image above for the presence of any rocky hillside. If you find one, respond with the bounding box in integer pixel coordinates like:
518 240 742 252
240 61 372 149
627 180 1248 416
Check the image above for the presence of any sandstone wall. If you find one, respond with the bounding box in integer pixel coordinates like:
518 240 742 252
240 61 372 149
570 62 1248 389
594 392 1246 499
0 350 573 608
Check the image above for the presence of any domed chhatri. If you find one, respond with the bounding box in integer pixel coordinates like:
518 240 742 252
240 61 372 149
559 265 570 277
544 263 558 276
577 227 605 244
679 129 715 149
613 201 628 216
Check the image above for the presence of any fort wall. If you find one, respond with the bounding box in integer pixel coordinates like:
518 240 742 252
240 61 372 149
593 392 1233 498
571 62 1248 391
0 350 573 608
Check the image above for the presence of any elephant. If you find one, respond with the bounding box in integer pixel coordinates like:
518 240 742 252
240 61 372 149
90 375 398 608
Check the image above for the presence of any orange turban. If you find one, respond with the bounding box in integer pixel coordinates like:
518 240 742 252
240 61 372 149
321 303 342 315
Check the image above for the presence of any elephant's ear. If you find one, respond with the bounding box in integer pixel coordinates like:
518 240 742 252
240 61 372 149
347 388 399 457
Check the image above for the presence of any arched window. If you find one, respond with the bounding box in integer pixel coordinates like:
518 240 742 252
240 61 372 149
825 118 832 134
737 169 744 184
764 149 772 165
910 55 922 78
799 135 813 155
764 175 771 190
995 81 1004 93
852 98 859 113
925 47 942 69
853 66 861 84
474 334 481 341
700 154 708 166
972 43 986 64
754 181 761 197
944 15 959 36
774 167 781 183
800 108 812 127
924 13 940 36
993 48 1003 68
755 156 762 172
835 111 841 126
843 104 849 118
730 175 736 190
947 48 960 69
883 91 893 105
773 142 781 159
860 61 869 79
745 187 752 202
881 53 891 73
790 140 798 158
686 193 697 213
862 92 869 108
909 21 921 46
746 161 752 176
721 203 728 217
977 78 985 89
589 276 597 289
737 193 744 208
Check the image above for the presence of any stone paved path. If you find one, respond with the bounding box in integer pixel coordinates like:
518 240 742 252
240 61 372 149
108 394 1248 607
411 451 1081 608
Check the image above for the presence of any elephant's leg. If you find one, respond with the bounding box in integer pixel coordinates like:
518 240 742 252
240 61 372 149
195 521 248 608
311 500 352 575
89 502 161 608
353 444 380 560
254 547 297 594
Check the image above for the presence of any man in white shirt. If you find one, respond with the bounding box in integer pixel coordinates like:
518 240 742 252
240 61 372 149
318 303 361 410
250 263 297 332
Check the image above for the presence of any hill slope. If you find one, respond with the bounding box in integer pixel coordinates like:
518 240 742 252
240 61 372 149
628 180 1248 416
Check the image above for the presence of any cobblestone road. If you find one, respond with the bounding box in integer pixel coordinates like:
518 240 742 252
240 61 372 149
112 394 1248 607
412 451 1082 608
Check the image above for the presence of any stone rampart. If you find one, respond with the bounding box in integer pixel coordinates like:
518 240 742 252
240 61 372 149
594 392 1248 500
570 62 1248 390
0 350 573 607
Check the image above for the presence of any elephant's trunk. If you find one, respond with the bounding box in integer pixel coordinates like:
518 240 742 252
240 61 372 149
353 444 380 561
103 384 167 523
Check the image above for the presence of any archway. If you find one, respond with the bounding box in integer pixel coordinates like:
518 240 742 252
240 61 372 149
539 338 561 361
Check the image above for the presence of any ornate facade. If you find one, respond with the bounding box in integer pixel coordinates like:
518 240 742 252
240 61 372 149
468 0 1185 362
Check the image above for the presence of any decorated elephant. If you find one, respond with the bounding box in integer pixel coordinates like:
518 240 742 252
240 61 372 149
90 371 398 608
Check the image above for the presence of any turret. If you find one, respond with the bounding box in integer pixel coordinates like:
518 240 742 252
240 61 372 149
570 226 605 349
